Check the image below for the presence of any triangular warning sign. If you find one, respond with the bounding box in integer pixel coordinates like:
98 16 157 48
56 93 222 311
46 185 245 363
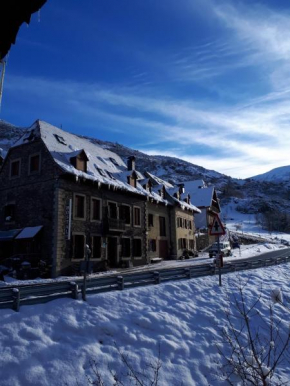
209 215 226 236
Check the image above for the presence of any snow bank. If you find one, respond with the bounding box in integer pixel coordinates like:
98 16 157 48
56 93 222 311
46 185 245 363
1 264 290 385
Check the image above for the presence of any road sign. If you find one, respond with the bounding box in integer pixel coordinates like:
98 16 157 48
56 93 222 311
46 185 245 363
209 215 226 236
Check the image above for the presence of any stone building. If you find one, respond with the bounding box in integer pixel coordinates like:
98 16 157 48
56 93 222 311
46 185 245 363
0 120 200 277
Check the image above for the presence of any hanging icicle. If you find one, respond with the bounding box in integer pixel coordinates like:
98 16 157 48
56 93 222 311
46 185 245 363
0 60 6 113
38 10 41 22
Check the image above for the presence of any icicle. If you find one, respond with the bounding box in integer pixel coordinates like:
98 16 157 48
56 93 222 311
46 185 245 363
0 60 6 113
38 10 41 23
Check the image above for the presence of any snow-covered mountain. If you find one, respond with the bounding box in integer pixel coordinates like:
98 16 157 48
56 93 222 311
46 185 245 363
1 119 290 232
251 165 290 183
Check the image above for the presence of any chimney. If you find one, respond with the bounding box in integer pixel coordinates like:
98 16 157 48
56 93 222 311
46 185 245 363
127 156 136 171
178 184 185 194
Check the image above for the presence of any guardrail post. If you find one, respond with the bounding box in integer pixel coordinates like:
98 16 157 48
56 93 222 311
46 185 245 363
70 282 78 299
153 271 160 284
12 288 20 312
117 276 124 290
185 268 192 279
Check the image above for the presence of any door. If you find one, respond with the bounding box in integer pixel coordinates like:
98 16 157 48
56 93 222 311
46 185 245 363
159 240 168 259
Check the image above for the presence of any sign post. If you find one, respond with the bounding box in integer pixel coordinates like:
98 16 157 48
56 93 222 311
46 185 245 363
209 215 226 287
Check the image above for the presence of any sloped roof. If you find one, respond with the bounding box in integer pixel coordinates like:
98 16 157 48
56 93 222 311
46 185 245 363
11 120 169 204
182 180 214 207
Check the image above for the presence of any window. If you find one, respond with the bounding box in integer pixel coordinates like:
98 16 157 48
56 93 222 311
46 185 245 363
133 238 142 257
73 234 85 259
159 216 166 236
92 236 102 259
148 214 154 227
95 167 107 177
189 240 194 250
108 202 118 219
54 134 67 145
178 238 187 249
106 171 116 180
128 175 136 188
121 238 131 258
177 217 183 228
70 150 88 172
110 157 119 166
120 205 131 225
4 203 15 222
148 239 156 252
29 154 40 173
134 207 141 226
74 194 85 219
188 220 192 230
10 159 20 178
76 157 86 172
91 198 101 221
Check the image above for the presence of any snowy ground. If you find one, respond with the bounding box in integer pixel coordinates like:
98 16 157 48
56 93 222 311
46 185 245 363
1 263 290 385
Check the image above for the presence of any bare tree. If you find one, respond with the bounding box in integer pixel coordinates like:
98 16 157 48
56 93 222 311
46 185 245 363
217 282 290 385
85 343 162 386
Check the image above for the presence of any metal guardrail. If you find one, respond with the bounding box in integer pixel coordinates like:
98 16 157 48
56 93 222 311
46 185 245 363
0 255 290 311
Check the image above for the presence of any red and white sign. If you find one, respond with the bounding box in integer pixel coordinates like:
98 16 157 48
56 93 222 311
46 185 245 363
209 215 226 236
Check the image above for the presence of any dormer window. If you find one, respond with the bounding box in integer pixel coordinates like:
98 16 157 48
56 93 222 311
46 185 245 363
70 150 88 172
127 172 137 188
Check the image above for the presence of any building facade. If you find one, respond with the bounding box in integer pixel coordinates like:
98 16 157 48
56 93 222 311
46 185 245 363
0 120 201 278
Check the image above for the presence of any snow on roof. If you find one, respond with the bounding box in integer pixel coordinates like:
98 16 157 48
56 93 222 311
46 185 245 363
188 186 214 207
145 172 174 189
12 121 171 204
167 193 201 213
182 180 206 190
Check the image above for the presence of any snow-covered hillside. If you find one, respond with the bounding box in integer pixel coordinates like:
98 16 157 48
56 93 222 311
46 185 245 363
252 165 290 183
1 264 290 385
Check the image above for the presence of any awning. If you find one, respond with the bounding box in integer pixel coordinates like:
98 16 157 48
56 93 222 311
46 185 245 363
0 229 22 241
15 226 43 240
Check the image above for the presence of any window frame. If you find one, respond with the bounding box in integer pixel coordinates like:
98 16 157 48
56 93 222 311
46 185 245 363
119 204 131 225
133 237 142 259
72 232 86 260
73 193 86 220
133 206 141 227
4 202 16 223
108 201 118 219
91 234 102 260
90 197 102 222
121 237 131 260
28 152 41 175
9 158 21 179
159 216 166 236
148 213 154 227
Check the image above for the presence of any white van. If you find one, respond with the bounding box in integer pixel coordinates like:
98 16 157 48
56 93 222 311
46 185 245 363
209 241 231 258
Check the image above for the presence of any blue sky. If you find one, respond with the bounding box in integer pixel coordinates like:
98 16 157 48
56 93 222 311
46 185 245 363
2 0 290 178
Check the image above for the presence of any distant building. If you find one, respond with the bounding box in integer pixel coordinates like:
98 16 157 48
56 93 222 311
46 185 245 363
181 180 221 250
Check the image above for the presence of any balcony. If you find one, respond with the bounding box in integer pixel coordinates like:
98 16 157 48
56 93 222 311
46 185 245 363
107 217 126 232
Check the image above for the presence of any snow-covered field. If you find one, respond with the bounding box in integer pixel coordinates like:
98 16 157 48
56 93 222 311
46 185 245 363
1 263 290 385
